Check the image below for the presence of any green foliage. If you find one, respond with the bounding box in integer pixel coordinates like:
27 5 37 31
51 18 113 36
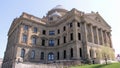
100 46 115 60
95 46 115 60
70 63 120 68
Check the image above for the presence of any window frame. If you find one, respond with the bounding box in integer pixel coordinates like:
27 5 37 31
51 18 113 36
22 34 27 43
24 25 29 31
33 27 38 33
49 40 55 46
49 31 55 35
31 50 35 59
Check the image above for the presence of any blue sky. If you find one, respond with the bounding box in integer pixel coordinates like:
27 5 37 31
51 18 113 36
0 0 119 58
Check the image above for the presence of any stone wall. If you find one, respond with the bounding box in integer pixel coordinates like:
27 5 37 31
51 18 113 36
15 62 63 68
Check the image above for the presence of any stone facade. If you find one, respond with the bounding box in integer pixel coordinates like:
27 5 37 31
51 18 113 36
2 5 115 68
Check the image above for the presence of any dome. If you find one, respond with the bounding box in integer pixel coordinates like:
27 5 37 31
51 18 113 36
49 11 62 17
52 5 66 10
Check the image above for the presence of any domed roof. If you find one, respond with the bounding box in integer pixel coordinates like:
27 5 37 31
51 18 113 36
49 11 62 17
52 5 66 10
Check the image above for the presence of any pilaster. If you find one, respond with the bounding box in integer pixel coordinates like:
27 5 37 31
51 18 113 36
18 25 23 44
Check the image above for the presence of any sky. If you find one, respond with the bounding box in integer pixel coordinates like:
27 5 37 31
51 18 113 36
0 0 120 58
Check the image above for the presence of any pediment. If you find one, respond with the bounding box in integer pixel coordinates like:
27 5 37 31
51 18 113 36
84 13 111 30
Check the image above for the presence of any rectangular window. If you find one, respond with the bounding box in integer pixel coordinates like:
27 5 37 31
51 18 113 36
57 52 59 60
57 29 60 34
77 22 80 27
78 33 81 40
42 30 46 35
70 23 73 28
49 40 54 46
57 39 60 45
24 25 28 31
63 36 66 43
32 37 37 45
64 50 66 59
22 35 27 43
40 52 44 60
70 33 73 41
63 26 66 31
49 31 55 35
31 50 35 59
33 27 37 33
79 48 82 57
42 39 45 46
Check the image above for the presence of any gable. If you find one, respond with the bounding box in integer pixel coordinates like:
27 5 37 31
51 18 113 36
84 13 111 30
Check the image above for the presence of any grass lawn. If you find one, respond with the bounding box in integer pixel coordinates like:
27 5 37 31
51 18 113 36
70 63 120 68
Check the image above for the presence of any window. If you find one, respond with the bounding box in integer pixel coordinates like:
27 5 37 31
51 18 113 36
70 23 73 28
32 37 37 45
57 52 59 60
40 52 44 60
31 50 35 59
57 29 60 34
63 26 66 31
42 39 45 46
63 36 66 43
48 52 54 61
49 40 55 46
64 50 66 59
79 48 82 57
78 33 81 40
70 48 73 58
21 49 25 58
22 34 27 43
70 33 73 41
49 31 55 35
77 22 80 27
33 27 37 33
90 49 92 58
42 30 46 35
57 39 60 45
50 17 53 20
24 25 28 31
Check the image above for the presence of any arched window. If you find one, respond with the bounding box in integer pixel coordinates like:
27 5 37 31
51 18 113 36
40 52 44 60
21 49 25 58
48 52 54 61
31 50 35 59
70 48 73 58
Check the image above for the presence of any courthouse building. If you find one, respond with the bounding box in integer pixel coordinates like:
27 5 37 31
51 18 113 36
2 5 115 68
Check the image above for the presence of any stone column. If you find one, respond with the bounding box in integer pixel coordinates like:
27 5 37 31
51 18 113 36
104 31 107 46
108 33 113 48
90 25 94 43
101 29 104 45
81 22 90 59
73 21 80 59
108 32 112 48
96 27 99 45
